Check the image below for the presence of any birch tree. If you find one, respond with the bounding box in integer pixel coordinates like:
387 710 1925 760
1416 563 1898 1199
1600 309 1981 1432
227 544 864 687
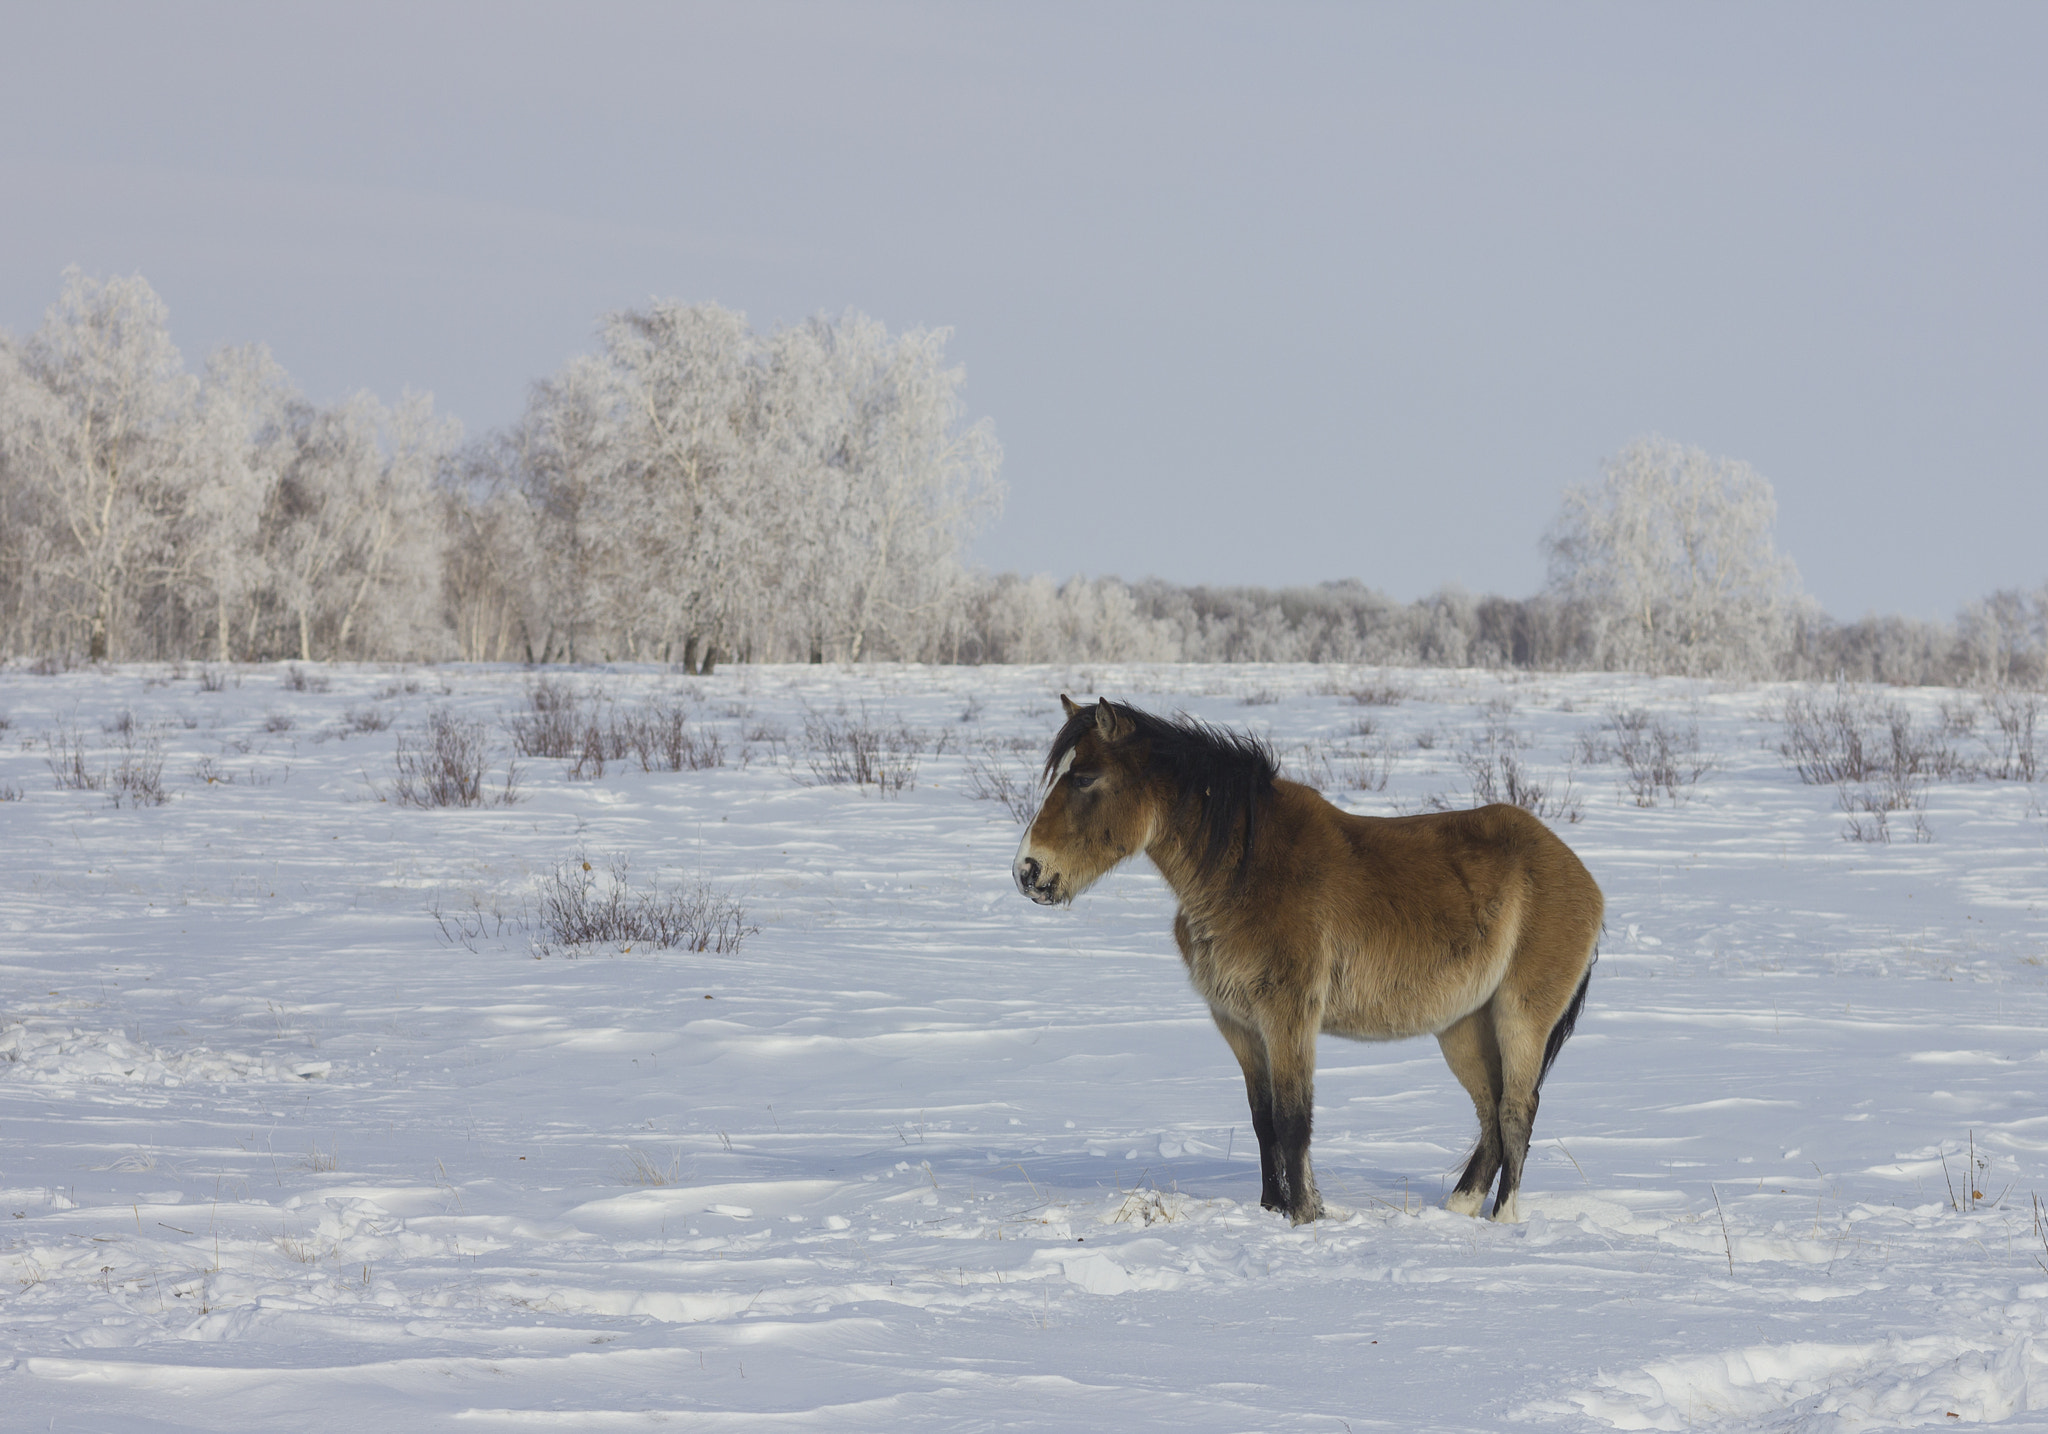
790 313 1001 661
177 344 293 660
1544 436 1804 677
4 270 197 659
265 392 452 660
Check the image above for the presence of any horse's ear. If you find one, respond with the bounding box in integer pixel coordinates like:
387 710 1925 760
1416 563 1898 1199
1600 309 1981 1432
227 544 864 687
1059 694 1082 719
1094 700 1130 741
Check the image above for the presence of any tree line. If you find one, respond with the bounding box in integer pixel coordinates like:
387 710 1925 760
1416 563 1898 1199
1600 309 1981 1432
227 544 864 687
3 271 2042 685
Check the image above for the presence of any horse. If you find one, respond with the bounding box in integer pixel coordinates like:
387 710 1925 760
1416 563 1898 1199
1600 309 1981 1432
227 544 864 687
1012 696 1603 1225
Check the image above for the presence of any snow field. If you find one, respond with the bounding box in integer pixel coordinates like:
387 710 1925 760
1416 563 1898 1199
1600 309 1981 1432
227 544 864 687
2 661 2047 1431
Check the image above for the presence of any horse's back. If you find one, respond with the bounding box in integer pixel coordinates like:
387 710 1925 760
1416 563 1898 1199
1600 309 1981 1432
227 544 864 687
1266 789 1601 1038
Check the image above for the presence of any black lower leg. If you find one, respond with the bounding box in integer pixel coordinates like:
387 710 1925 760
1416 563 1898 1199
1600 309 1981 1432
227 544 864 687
1249 1100 1283 1210
1492 1093 1536 1217
1454 1135 1501 1203
1274 1099 1320 1222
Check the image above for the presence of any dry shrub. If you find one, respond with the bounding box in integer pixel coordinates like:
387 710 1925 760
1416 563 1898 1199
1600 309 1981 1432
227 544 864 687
800 706 921 796
614 698 724 772
531 854 754 957
1980 692 2041 782
1450 723 1579 823
964 745 1038 822
48 732 104 792
507 677 585 758
1291 738 1393 794
282 665 331 693
1581 709 1715 806
511 680 721 776
392 709 519 807
1778 685 1966 787
108 740 168 808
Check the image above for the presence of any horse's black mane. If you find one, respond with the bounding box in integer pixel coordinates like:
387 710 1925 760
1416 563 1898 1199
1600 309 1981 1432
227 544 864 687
1044 700 1279 878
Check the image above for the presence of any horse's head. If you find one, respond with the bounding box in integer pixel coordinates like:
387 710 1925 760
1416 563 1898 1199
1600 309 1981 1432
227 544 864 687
1012 695 1160 906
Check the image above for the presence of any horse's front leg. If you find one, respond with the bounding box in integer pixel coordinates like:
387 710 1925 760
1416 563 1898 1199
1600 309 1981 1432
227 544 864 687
1259 1004 1324 1225
1210 1008 1285 1212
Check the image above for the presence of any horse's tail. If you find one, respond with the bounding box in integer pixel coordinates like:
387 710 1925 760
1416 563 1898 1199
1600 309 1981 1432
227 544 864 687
1535 952 1594 1093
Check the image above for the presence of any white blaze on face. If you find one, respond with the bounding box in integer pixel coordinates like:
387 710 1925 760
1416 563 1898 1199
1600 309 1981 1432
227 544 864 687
1013 747 1072 897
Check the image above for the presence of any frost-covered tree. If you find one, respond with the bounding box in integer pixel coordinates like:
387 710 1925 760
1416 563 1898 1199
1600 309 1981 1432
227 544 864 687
1543 437 1805 677
777 313 1002 662
0 271 199 659
177 345 294 661
264 392 453 661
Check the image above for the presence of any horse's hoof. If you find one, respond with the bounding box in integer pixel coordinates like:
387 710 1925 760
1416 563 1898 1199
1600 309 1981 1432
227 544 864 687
1445 1189 1486 1217
1289 1201 1325 1226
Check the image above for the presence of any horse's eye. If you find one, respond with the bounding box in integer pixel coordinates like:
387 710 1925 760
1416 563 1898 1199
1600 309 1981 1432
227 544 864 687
1068 772 1098 790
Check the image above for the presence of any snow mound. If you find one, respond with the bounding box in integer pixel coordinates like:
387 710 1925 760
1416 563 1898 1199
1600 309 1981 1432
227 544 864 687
1537 1334 2046 1430
0 1017 331 1085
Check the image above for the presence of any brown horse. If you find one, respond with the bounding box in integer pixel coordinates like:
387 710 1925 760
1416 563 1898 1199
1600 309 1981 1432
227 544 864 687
1013 696 1603 1225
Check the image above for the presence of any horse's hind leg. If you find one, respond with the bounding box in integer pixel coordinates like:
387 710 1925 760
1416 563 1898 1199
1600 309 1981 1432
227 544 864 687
1487 991 1552 1223
1437 1006 1503 1217
1210 1008 1284 1212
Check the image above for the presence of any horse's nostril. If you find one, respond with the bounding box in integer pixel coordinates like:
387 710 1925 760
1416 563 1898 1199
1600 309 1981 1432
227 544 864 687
1017 857 1041 890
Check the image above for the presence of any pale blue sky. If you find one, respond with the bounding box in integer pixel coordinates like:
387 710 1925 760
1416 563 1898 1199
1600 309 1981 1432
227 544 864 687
5 3 2042 619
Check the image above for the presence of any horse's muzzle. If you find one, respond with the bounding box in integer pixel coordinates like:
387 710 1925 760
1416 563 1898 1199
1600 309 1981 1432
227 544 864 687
1013 856 1059 905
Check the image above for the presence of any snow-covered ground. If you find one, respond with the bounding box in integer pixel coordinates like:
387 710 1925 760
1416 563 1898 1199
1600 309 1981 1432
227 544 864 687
3 661 2047 1431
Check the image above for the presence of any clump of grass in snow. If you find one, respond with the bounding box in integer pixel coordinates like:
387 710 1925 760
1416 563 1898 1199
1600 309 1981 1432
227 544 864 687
616 1146 684 1186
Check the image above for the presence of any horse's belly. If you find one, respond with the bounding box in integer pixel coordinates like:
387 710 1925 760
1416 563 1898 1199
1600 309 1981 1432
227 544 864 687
1323 947 1507 1040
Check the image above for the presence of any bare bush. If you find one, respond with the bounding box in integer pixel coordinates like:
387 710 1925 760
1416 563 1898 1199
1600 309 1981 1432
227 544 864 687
343 705 393 734
1778 686 1967 801
47 733 104 792
102 709 137 739
1775 684 1956 840
1980 692 2041 782
391 709 519 807
1450 723 1579 823
198 667 228 693
1838 776 1931 844
507 677 586 758
964 746 1038 822
263 712 295 733
1291 738 1393 795
531 854 754 957
1583 709 1715 806
1333 676 1409 705
192 756 234 785
282 665 331 693
800 707 921 796
0 783 23 802
108 740 168 808
614 697 723 772
1777 689 1875 784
